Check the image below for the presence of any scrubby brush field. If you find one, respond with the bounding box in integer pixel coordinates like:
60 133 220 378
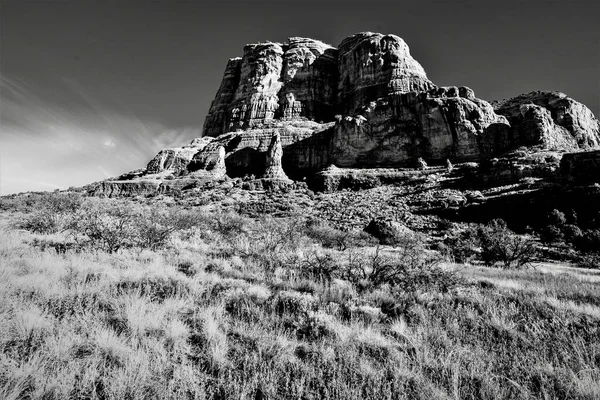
1 193 600 399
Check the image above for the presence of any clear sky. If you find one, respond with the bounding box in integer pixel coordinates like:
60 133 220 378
1 0 598 194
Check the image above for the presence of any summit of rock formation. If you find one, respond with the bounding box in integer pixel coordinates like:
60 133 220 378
336 32 433 113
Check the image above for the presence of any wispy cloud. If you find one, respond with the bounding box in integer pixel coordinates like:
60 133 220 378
0 75 200 195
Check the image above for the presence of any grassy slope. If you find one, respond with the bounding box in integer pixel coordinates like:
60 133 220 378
1 210 599 400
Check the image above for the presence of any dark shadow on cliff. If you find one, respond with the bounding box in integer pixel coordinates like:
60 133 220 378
226 148 265 178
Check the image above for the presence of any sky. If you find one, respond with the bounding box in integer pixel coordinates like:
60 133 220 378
1 0 599 195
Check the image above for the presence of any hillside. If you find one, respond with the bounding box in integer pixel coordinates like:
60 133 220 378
2 31 600 399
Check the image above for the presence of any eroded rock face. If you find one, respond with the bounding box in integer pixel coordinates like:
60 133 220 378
330 87 510 168
202 58 242 137
192 120 333 178
494 91 600 150
279 38 338 122
337 32 434 114
93 33 600 197
262 132 289 180
203 38 338 138
146 137 214 176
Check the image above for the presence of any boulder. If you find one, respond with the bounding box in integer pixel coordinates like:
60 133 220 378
364 217 415 245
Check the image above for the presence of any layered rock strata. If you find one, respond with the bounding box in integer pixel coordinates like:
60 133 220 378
202 32 436 138
203 38 338 137
494 91 600 149
91 32 600 197
337 32 433 113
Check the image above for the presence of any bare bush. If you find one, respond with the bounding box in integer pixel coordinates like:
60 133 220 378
68 200 139 253
477 219 537 269
135 207 202 250
304 220 376 250
340 232 459 292
18 192 83 234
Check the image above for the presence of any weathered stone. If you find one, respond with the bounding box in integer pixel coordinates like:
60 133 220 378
494 91 600 150
146 137 214 176
262 132 289 180
92 33 600 198
91 180 162 197
329 90 510 168
203 38 339 138
202 58 242 137
337 32 433 113
279 37 338 122
364 217 415 245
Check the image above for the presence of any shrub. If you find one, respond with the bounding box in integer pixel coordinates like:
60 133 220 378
18 192 83 234
135 207 202 250
305 220 376 250
577 253 600 269
298 251 339 282
547 209 567 226
477 219 537 269
443 228 480 264
211 215 308 276
562 224 582 244
573 230 600 254
68 200 140 253
446 220 537 268
539 225 564 244
341 231 458 292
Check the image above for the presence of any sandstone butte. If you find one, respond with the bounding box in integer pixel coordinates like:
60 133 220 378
90 32 600 196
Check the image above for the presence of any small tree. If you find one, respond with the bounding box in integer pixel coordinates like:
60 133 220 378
19 192 83 234
68 200 139 253
135 207 202 250
477 219 537 269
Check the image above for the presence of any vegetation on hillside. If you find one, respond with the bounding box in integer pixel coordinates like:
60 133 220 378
1 192 599 399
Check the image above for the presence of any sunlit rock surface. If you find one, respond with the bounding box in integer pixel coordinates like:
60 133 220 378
91 33 600 197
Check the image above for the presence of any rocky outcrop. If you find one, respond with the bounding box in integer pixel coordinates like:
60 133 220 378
203 38 338 137
364 217 416 245
279 38 338 122
337 32 433 114
494 91 600 150
262 132 289 179
202 58 243 137
330 87 510 168
91 32 600 198
202 32 435 138
91 180 163 197
193 120 332 178
146 137 214 176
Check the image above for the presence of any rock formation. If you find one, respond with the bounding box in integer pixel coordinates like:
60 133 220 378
262 132 289 180
146 137 213 176
494 91 600 149
90 32 600 197
202 38 338 138
337 32 433 113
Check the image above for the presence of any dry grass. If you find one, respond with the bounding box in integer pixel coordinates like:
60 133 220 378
1 204 600 399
